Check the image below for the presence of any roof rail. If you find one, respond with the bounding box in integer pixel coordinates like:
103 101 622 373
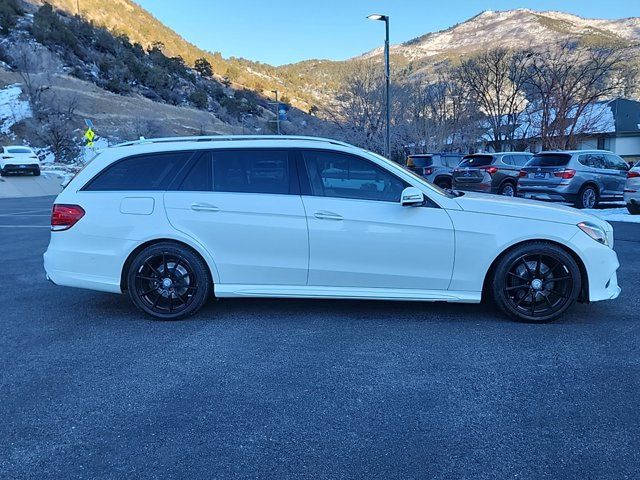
111 135 356 149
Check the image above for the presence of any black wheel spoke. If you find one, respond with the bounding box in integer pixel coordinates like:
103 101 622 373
162 252 168 275
549 276 572 282
151 292 162 309
530 294 537 316
137 275 159 282
543 294 554 309
535 255 542 277
520 260 533 277
144 261 161 276
516 292 531 308
140 286 159 296
168 294 174 312
506 284 528 292
508 272 528 282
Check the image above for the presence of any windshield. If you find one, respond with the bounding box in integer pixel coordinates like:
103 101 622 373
528 154 571 167
6 147 33 154
366 151 457 199
459 155 494 168
407 156 433 168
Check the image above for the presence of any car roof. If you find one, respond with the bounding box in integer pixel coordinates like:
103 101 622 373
536 150 613 155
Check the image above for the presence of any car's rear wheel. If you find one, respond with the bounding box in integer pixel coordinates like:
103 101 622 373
491 242 581 323
575 185 598 209
126 242 211 320
498 182 516 197
627 203 640 215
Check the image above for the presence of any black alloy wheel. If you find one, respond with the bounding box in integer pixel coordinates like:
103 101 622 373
492 243 581 323
127 243 211 320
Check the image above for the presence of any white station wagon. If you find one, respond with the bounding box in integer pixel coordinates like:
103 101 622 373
44 136 621 323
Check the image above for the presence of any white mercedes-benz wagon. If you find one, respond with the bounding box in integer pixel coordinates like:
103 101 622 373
44 136 620 323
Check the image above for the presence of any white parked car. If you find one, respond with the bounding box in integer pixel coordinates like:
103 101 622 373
624 161 640 215
44 136 621 323
0 146 40 176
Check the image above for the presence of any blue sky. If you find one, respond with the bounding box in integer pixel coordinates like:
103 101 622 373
136 0 638 65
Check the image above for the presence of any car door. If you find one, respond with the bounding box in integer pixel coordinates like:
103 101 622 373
604 154 629 197
164 149 309 286
299 149 455 291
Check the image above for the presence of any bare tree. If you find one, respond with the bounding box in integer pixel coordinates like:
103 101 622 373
524 41 631 150
458 48 530 151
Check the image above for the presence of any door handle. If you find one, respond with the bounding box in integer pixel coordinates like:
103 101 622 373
191 202 220 212
314 210 343 221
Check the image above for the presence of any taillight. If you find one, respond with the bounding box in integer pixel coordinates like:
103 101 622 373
628 171 640 179
423 168 433 175
518 170 527 178
482 166 499 175
553 169 576 180
51 204 85 231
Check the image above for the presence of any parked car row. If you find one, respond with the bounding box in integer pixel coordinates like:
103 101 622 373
408 149 638 213
0 146 40 176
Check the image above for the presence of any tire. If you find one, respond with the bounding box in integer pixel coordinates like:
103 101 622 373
126 242 212 320
627 203 640 215
498 181 516 197
575 185 598 209
491 242 581 323
33 168 41 176
435 177 452 190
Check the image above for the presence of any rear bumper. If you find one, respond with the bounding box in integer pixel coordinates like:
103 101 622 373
1 163 40 173
453 181 493 193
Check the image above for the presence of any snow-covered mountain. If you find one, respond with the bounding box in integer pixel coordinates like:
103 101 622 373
360 9 640 62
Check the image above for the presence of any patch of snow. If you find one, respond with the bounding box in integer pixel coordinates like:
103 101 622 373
584 207 640 223
0 84 32 135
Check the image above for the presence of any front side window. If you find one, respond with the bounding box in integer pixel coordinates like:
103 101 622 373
213 149 290 195
303 150 406 202
84 152 192 191
604 154 629 171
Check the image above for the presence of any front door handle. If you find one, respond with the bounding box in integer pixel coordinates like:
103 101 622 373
191 202 220 212
314 210 343 221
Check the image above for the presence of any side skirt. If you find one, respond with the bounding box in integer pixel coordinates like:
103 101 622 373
213 284 481 303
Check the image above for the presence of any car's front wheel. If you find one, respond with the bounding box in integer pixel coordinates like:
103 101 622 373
627 203 640 215
126 242 212 320
491 242 581 323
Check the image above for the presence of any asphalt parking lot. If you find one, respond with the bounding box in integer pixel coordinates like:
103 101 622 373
1 195 639 479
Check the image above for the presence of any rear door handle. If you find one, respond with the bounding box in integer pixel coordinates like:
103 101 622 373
191 202 220 212
314 211 343 221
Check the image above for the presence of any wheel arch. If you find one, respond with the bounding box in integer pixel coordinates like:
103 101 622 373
481 239 589 303
433 174 452 187
579 181 600 195
120 237 217 292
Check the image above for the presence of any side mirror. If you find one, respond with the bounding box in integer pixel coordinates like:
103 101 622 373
400 187 424 207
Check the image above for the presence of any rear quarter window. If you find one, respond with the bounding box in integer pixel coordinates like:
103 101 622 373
83 151 193 191
407 156 433 168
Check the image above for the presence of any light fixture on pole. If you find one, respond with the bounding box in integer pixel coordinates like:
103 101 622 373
367 14 390 158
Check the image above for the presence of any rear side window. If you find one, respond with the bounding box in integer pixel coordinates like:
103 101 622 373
501 155 515 165
213 149 291 195
512 155 532 167
459 155 494 168
84 152 192 191
578 154 606 169
528 154 570 167
179 153 212 191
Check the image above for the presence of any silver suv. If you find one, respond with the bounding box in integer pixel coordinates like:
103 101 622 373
625 161 640 215
452 152 533 197
517 150 630 209
406 153 464 189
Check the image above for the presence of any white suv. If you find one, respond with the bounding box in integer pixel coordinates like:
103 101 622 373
44 136 621 323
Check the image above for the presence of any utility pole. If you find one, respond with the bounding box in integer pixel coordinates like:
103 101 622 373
269 90 281 135
367 14 391 158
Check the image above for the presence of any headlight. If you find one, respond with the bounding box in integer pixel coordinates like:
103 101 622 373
577 222 609 247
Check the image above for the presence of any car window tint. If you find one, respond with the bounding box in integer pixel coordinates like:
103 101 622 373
6 147 33 154
502 155 514 165
446 156 462 167
605 154 628 171
512 155 531 167
529 154 570 167
580 154 606 169
213 149 290 194
407 156 433 168
304 150 406 203
85 152 191 191
459 155 494 167
179 153 212 191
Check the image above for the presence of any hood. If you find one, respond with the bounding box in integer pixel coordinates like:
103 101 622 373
452 192 609 228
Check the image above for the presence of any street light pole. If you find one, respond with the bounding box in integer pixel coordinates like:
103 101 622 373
367 14 391 158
